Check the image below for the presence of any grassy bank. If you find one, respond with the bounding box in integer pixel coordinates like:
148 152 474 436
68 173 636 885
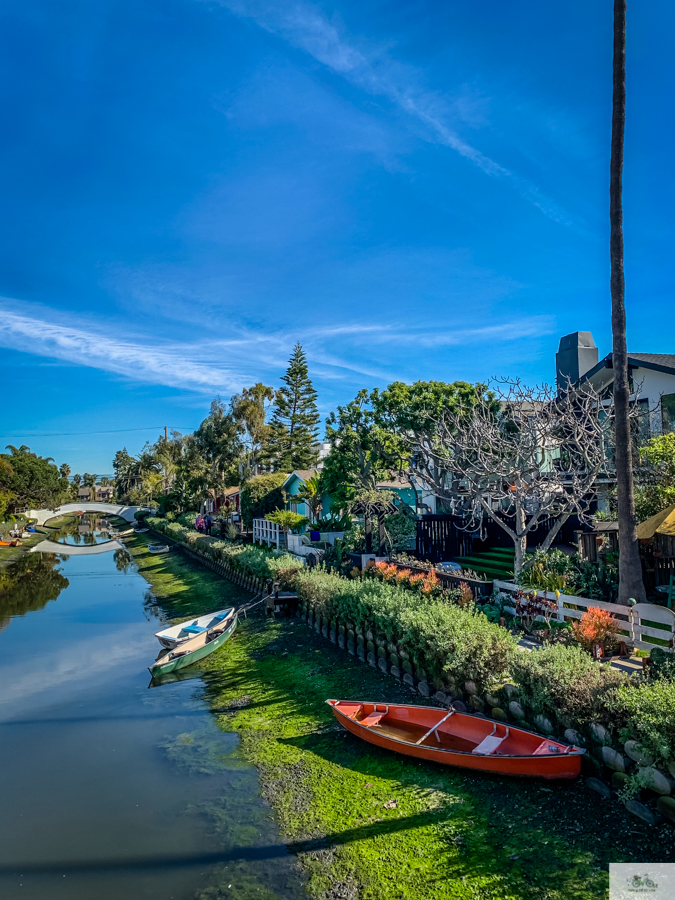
127 535 675 900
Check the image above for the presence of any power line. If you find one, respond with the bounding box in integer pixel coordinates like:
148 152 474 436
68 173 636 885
0 426 197 438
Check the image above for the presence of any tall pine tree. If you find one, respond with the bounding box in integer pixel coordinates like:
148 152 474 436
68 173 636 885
266 343 320 471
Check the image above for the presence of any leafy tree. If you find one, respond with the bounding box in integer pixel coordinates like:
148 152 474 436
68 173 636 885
0 446 68 512
231 382 275 478
72 473 82 487
187 399 241 508
0 554 69 630
83 473 97 500
112 449 139 497
635 433 675 520
265 343 320 471
240 472 287 527
265 509 309 533
59 463 71 480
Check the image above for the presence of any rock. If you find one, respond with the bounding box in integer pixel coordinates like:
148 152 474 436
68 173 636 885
464 681 478 696
452 700 468 713
601 746 625 772
433 691 447 704
366 651 377 668
390 664 401 680
668 760 675 781
612 772 631 791
638 766 672 796
564 729 582 747
586 777 611 799
657 796 675 824
415 668 428 682
485 693 501 708
509 701 525 719
377 646 387 659
366 640 376 654
347 639 355 656
433 677 445 692
357 646 365 662
491 707 507 722
503 684 519 700
534 715 554 735
389 653 400 668
329 628 336 644
624 740 655 767
366 630 374 642
417 680 430 698
590 723 608 745
378 657 388 675
624 799 658 826
403 673 415 688
338 635 345 650
402 660 414 676
470 696 484 712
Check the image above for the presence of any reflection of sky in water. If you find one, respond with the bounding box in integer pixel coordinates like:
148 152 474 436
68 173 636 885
50 513 116 546
0 553 303 900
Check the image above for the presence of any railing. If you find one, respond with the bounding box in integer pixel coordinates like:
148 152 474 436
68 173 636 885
253 518 284 549
494 580 675 652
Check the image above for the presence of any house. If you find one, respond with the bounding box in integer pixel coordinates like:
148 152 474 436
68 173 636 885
283 470 325 522
557 331 675 436
95 485 114 502
207 485 241 520
376 475 437 514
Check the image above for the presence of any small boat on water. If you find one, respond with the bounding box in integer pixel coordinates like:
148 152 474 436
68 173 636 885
110 528 135 538
327 700 584 780
135 527 149 533
155 608 235 649
148 544 170 554
148 612 237 676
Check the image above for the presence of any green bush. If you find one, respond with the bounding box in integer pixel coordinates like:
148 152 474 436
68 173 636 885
509 644 626 728
240 473 287 527
612 678 675 764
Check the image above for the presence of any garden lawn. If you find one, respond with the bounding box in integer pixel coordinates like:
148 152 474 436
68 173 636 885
127 535 675 900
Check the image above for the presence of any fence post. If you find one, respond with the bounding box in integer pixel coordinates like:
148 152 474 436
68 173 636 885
556 592 565 624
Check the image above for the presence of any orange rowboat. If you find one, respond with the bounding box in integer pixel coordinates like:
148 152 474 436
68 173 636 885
327 700 585 780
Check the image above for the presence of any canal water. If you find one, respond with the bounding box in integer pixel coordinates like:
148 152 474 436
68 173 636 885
0 550 304 900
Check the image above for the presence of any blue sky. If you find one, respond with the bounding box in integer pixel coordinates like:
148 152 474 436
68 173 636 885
1 0 673 474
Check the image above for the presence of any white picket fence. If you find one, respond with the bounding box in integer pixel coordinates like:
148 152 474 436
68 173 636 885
253 518 284 549
493 580 675 652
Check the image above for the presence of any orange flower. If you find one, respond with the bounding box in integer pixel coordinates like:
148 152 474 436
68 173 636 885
395 568 412 584
571 607 620 651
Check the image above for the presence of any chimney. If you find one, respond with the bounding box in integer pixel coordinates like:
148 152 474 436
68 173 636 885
555 332 598 392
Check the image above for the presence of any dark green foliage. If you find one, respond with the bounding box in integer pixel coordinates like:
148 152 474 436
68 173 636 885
612 677 675 763
265 343 320 471
0 445 69 513
510 644 626 727
520 549 619 603
240 472 287 527
0 554 69 629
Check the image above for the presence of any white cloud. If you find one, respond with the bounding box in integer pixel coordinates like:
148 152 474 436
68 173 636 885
217 0 576 225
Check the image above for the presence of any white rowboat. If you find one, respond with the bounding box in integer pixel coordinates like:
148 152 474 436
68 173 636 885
155 608 235 649
149 613 237 676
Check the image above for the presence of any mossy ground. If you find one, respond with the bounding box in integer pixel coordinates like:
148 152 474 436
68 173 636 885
128 535 675 899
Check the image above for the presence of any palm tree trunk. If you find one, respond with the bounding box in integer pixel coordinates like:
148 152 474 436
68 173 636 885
610 0 646 604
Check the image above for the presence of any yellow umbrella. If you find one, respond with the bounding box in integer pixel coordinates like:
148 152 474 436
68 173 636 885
636 503 675 540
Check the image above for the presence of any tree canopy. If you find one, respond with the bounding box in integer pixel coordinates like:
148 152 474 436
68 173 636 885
265 343 320 471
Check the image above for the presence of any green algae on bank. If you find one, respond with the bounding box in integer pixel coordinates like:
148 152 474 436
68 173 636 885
126 535 675 900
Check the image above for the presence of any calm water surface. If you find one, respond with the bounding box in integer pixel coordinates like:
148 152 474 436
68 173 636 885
0 551 304 900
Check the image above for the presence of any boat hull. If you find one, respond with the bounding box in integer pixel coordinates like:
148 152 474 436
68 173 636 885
149 616 237 675
328 700 583 780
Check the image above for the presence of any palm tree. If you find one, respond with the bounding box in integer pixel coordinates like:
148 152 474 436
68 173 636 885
83 473 97 501
610 0 646 604
296 472 323 522
73 474 82 487
59 463 71 480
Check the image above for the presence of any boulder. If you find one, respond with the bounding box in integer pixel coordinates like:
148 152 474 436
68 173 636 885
503 684 519 700
378 657 388 675
417 680 430 698
638 766 671 796
624 799 658 827
491 707 507 722
586 777 611 800
366 651 377 668
403 673 415 688
452 700 468 713
390 664 401 680
657 796 675 825
338 635 345 650
564 729 582 747
612 772 631 791
534 714 554 735
590 723 609 745
464 681 478 696
470 696 484 712
485 693 501 708
433 691 447 704
601 746 625 773
509 701 525 720
624 740 655 767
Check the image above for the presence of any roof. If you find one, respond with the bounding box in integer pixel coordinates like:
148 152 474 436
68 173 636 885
636 504 675 540
282 469 319 487
376 475 411 490
222 486 240 497
580 352 675 386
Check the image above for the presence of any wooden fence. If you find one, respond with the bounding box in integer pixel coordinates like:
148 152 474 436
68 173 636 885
494 580 675 652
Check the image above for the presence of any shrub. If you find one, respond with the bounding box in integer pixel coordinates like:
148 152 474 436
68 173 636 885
240 473 287 527
520 549 578 593
510 644 626 727
571 607 620 652
612 678 675 764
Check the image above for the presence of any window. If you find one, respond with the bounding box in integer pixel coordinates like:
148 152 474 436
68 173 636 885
662 393 675 433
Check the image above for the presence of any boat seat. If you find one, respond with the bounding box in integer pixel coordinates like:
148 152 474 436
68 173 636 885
472 735 505 755
181 625 206 635
360 712 387 728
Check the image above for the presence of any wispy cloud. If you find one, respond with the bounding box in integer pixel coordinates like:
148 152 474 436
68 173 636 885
217 0 576 225
0 299 554 395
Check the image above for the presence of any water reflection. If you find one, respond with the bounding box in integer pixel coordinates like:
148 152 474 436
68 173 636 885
0 554 69 632
47 512 124 546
